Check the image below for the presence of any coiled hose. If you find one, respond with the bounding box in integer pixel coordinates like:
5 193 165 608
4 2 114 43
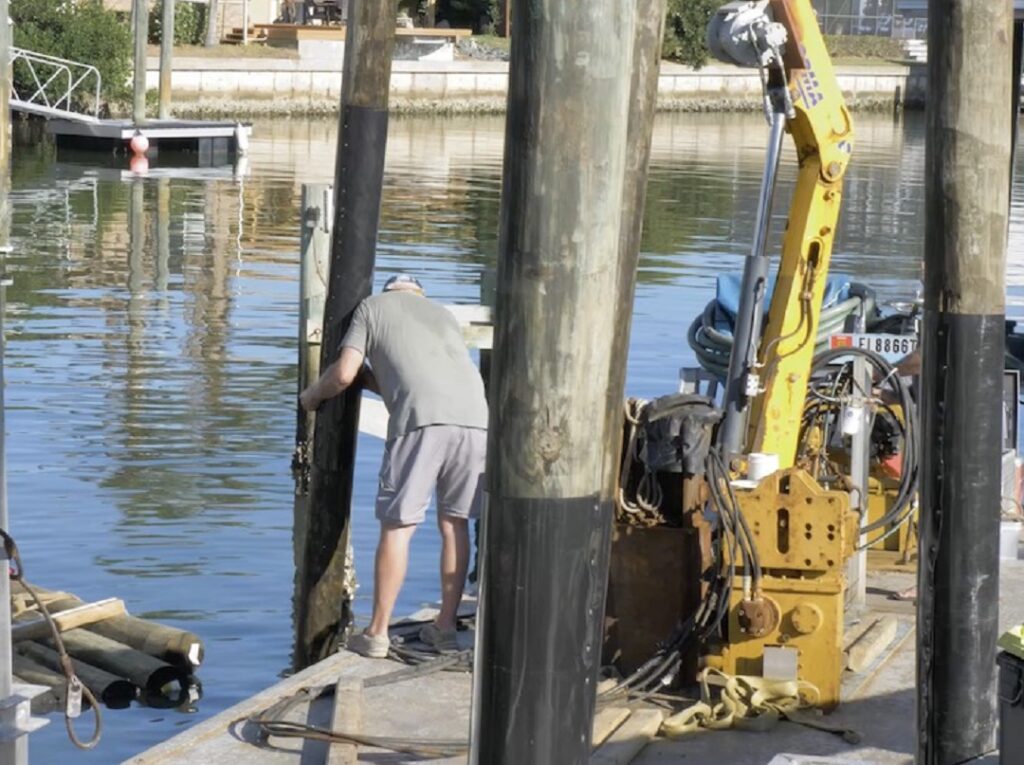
687 290 877 379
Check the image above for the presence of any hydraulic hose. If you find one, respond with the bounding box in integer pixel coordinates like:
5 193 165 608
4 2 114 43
688 289 877 380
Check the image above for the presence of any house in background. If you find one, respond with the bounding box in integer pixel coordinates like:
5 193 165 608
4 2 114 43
102 0 284 42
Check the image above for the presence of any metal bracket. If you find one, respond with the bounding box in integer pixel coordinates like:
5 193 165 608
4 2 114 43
0 683 50 743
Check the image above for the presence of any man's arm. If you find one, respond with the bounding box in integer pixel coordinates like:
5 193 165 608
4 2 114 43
299 346 365 411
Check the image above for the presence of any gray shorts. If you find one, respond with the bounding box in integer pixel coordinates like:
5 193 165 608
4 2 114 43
375 425 486 526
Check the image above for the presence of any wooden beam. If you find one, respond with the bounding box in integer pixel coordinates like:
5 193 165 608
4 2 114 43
591 707 630 748
12 599 126 643
325 679 363 765
590 709 663 765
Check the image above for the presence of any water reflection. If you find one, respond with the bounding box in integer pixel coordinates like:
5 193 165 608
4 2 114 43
7 111 1012 762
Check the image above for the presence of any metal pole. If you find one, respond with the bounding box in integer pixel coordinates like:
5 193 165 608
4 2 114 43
848 353 872 607
133 0 148 126
243 0 249 46
0 0 13 754
293 0 397 670
719 108 787 457
205 0 220 48
918 1 1013 762
469 3 636 763
159 0 175 120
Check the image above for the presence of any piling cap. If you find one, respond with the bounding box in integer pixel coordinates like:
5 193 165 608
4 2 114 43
999 625 1024 659
383 274 425 294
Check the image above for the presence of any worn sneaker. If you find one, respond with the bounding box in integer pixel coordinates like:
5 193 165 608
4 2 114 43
419 622 458 653
347 630 390 659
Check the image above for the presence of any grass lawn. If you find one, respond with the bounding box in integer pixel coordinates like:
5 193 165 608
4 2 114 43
470 34 510 53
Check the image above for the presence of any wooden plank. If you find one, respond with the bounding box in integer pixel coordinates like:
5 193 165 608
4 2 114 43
591 707 630 748
326 679 363 765
590 708 663 765
12 598 126 643
845 614 899 672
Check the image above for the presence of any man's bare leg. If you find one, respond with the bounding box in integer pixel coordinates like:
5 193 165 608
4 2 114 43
436 515 470 631
366 522 417 636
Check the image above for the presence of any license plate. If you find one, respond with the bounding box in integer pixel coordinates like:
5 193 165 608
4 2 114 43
829 333 917 362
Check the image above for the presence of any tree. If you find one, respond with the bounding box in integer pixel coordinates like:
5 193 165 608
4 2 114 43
663 0 718 68
11 0 132 106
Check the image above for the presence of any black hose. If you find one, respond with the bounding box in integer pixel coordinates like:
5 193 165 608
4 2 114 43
804 346 919 543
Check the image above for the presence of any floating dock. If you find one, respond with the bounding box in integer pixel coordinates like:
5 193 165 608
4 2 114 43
46 118 250 164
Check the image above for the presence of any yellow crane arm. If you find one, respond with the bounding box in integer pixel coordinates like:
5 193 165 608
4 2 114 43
746 0 854 466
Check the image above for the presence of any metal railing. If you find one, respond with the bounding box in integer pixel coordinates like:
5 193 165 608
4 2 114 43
8 47 102 119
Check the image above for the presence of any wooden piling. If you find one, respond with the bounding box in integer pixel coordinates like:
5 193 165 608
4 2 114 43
16 643 137 708
205 0 220 48
603 0 667 498
918 1 1013 762
293 0 398 670
471 2 638 763
12 655 66 713
133 0 149 126
12 585 204 670
44 630 187 694
159 0 175 120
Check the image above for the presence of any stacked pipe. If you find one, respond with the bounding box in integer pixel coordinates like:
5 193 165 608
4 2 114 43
9 582 203 710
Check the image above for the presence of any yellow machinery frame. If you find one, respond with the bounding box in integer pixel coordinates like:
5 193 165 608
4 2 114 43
707 0 860 708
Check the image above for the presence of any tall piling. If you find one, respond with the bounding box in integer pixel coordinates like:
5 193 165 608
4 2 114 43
205 0 220 48
293 0 397 670
132 0 149 126
917 1 1013 763
469 3 637 763
159 0 175 120
604 0 667 496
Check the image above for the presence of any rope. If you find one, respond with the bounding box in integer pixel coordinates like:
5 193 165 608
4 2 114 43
661 667 860 743
249 680 468 757
1 529 102 750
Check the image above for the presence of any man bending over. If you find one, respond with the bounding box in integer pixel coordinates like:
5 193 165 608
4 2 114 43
299 274 487 657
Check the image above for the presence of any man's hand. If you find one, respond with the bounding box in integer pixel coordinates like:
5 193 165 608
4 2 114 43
298 347 366 413
299 386 321 412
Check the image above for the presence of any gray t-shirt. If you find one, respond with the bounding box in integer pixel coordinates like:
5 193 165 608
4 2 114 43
341 291 488 440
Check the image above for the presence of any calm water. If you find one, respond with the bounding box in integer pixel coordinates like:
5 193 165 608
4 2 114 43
5 111 1022 762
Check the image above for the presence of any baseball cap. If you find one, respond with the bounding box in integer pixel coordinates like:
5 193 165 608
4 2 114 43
382 274 424 293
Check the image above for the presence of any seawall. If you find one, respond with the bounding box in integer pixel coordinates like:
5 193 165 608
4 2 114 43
145 57 919 117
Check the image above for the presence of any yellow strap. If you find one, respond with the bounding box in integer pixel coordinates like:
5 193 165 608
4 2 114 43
661 668 860 743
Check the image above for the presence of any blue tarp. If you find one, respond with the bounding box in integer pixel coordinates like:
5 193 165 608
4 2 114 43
712 273 853 334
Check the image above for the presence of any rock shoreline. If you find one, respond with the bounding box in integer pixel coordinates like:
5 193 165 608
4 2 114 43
168 93 906 119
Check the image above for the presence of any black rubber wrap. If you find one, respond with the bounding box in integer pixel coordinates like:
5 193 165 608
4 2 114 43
474 495 614 765
917 311 1003 764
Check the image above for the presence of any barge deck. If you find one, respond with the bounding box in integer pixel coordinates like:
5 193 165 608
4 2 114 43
126 556 1023 765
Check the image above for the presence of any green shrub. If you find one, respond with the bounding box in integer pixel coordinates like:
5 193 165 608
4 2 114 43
11 0 132 107
150 0 208 47
663 0 718 68
823 34 904 60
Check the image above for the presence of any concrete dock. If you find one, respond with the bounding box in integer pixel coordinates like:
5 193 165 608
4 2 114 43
124 549 1023 765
